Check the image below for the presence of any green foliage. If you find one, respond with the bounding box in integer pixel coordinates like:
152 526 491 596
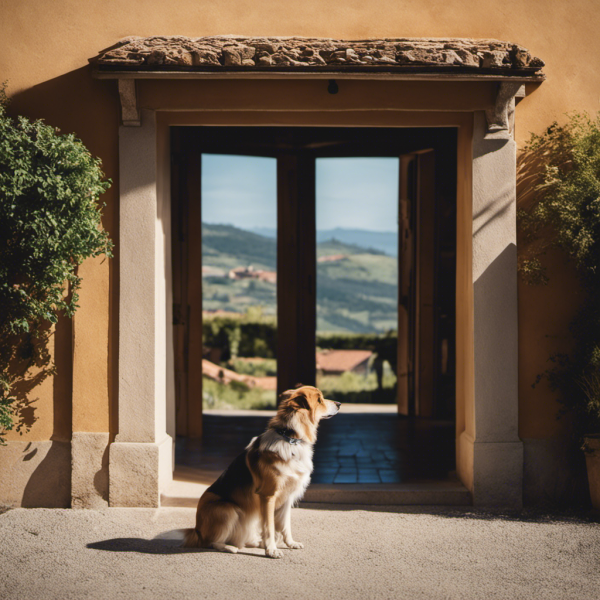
229 358 277 377
318 369 397 404
202 376 276 410
518 112 600 440
203 310 277 360
203 310 397 366
0 87 112 442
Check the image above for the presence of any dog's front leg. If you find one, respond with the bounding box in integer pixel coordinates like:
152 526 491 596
260 495 283 559
276 499 304 549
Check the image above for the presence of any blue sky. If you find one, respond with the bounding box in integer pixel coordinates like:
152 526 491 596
201 154 399 232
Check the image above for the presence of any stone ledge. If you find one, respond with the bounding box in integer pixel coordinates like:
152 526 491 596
91 36 544 77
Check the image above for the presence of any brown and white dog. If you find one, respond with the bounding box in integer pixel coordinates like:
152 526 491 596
183 385 340 558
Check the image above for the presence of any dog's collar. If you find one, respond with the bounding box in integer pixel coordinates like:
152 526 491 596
276 428 302 445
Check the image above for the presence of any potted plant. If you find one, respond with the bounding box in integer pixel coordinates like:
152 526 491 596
579 373 600 508
518 112 600 508
583 435 600 508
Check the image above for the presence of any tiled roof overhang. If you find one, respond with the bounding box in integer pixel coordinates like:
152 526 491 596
91 35 545 81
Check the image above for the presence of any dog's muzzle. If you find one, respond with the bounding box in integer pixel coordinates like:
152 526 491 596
322 400 341 419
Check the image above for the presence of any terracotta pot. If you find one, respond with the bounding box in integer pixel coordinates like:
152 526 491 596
583 434 600 509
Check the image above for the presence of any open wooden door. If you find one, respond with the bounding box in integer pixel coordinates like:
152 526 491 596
170 126 451 440
398 149 437 417
171 128 203 437
171 128 317 435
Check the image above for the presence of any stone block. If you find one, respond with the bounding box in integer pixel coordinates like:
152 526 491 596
109 442 160 507
222 44 255 66
473 441 523 508
71 432 109 509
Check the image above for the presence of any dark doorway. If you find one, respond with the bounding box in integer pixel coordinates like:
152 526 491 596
171 126 457 488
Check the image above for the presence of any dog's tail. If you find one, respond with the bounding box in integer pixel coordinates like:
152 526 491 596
182 527 202 548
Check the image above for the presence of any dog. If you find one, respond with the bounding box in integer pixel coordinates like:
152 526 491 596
183 385 340 558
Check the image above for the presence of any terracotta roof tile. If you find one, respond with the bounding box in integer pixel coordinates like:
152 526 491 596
316 349 373 373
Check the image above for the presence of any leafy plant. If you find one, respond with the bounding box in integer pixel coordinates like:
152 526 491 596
229 357 277 377
0 85 112 442
317 368 397 404
203 310 277 360
518 112 600 441
202 377 276 410
203 309 398 364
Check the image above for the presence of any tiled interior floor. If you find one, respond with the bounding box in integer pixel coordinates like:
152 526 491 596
176 408 456 485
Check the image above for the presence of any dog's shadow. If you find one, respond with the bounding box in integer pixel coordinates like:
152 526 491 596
87 530 266 557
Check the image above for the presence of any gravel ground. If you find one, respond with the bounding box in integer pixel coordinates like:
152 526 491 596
0 505 599 600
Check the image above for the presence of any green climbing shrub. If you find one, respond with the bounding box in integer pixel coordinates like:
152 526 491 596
518 112 600 442
0 85 112 442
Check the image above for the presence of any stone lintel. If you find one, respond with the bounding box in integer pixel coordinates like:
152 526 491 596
91 36 545 79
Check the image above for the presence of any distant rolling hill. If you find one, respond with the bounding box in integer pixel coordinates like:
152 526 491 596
203 223 277 270
202 223 397 333
249 226 398 257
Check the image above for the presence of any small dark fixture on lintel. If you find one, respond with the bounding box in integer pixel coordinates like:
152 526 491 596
328 79 339 94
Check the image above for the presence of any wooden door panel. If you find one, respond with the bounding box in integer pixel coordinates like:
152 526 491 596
397 155 416 416
397 150 436 417
171 128 203 437
277 152 316 396
416 150 436 418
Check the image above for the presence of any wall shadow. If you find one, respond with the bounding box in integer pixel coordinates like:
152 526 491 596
5 322 61 437
21 440 71 507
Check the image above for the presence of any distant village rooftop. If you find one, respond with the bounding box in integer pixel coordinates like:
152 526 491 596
91 36 545 80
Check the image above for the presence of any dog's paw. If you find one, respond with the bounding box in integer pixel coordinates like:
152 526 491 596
265 547 284 559
286 540 304 549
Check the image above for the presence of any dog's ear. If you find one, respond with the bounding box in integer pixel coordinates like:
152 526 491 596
292 392 319 424
291 392 310 411
279 389 298 404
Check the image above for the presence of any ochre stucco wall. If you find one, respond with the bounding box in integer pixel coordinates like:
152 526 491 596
1 0 598 446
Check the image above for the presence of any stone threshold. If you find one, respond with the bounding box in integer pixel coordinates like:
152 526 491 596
161 478 471 508
302 481 471 505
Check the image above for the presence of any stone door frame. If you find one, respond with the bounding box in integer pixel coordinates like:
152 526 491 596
109 79 525 508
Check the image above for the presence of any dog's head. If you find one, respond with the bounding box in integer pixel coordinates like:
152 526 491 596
278 385 340 426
